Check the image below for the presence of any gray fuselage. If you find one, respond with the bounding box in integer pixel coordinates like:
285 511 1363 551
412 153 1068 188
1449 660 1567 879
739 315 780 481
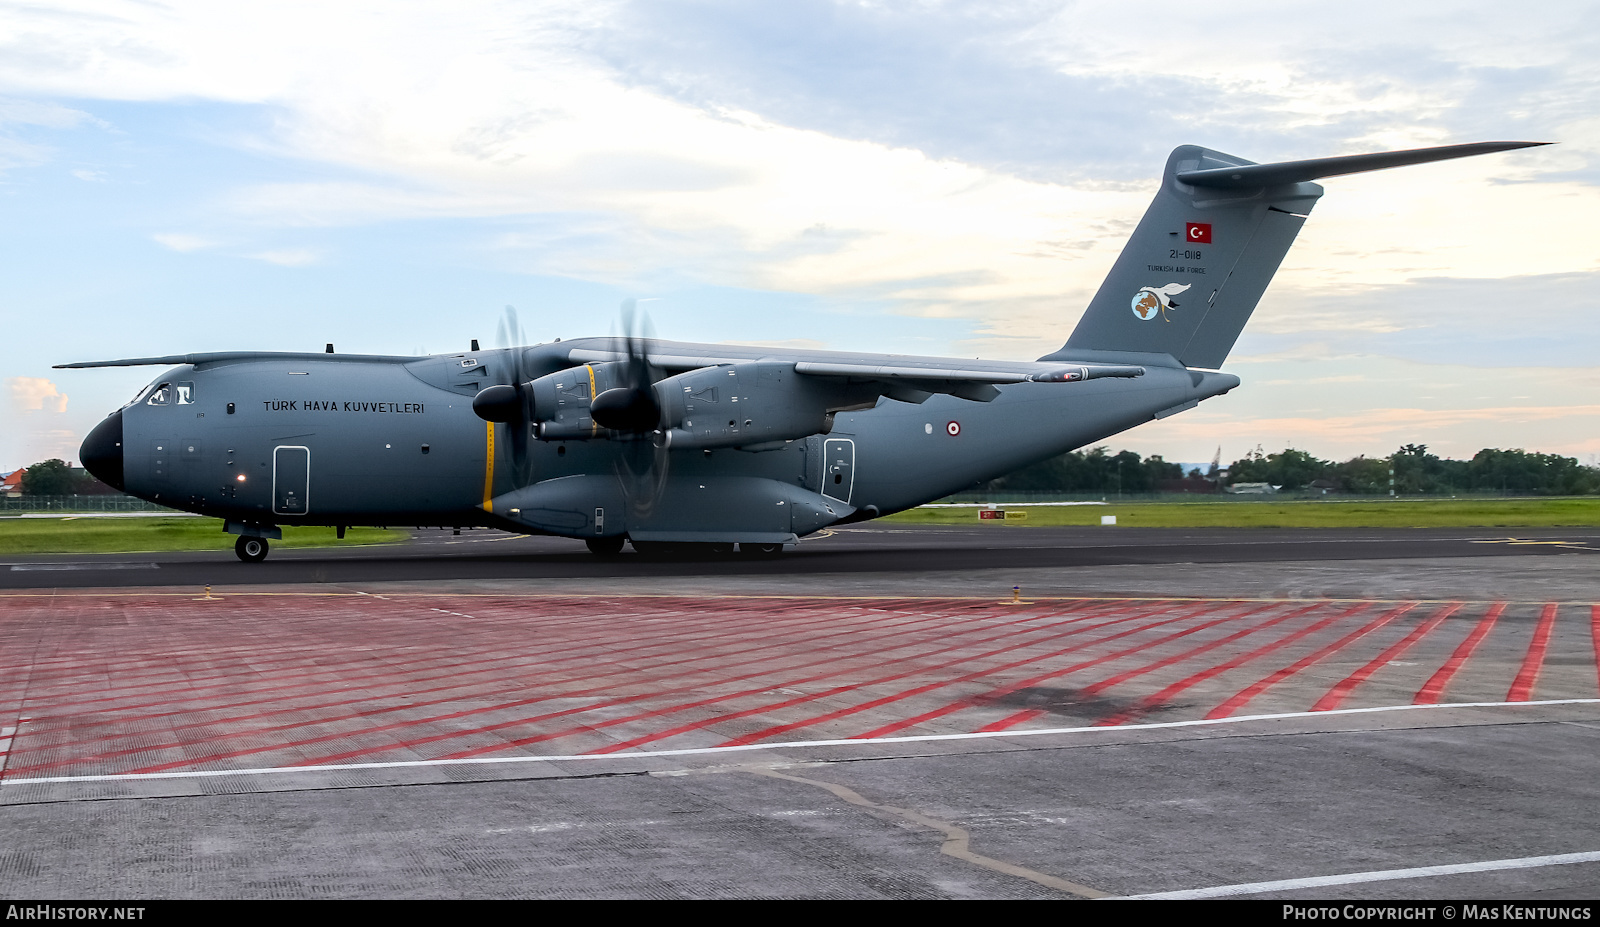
103 338 1236 540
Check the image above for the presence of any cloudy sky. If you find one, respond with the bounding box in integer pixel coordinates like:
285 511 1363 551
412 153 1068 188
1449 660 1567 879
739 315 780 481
3 0 1597 471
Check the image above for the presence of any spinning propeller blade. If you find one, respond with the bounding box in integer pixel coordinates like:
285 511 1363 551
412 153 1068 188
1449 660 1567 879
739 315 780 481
493 305 536 488
599 300 670 519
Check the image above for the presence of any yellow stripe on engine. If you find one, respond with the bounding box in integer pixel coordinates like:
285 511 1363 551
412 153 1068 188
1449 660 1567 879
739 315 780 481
587 365 598 436
481 420 495 511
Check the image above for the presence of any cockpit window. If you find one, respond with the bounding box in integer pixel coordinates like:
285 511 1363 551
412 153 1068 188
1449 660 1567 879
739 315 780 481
146 383 172 406
176 381 195 404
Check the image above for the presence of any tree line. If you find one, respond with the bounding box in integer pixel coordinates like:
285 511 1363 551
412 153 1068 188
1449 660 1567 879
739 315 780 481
981 444 1600 495
7 459 119 496
13 445 1600 497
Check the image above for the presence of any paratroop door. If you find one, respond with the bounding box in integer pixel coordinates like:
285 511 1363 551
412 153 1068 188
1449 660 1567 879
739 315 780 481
273 446 310 515
822 438 854 504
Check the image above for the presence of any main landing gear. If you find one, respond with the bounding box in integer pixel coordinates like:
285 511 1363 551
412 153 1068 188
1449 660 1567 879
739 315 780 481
616 539 783 559
585 536 626 557
235 535 270 563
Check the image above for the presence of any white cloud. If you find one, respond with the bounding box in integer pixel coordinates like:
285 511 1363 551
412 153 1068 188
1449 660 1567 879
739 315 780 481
0 1 1590 357
70 168 105 181
0 98 97 129
8 377 68 414
249 248 320 266
0 1 1596 464
152 233 216 252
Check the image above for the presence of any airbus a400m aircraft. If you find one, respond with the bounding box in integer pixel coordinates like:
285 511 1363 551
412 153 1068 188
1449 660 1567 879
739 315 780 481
62 141 1542 561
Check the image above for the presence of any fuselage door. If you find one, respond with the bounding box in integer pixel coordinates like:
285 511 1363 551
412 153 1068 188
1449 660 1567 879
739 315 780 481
822 438 855 504
273 446 310 516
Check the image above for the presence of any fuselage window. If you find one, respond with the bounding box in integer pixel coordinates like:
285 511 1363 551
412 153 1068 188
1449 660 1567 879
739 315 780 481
176 381 195 404
146 383 172 406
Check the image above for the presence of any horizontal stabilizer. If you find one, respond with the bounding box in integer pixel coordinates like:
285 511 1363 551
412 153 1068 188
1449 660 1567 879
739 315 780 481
1176 141 1549 190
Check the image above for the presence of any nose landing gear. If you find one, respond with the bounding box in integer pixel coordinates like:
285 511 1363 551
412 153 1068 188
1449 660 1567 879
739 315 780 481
235 535 270 562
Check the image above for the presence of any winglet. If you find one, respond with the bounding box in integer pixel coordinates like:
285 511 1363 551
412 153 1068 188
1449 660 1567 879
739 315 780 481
1176 141 1551 190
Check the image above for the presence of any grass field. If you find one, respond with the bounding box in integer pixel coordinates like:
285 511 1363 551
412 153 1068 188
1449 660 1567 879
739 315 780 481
885 497 1600 529
3 497 1595 554
0 517 409 554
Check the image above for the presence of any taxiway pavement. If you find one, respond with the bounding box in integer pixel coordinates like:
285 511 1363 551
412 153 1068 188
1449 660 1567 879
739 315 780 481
1 524 1597 899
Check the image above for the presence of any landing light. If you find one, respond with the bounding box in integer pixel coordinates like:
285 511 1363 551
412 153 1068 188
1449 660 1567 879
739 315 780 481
236 475 246 482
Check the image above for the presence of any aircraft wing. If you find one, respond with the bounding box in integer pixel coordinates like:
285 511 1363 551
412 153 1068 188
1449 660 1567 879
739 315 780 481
792 360 1143 403
789 361 1142 383
565 345 1142 403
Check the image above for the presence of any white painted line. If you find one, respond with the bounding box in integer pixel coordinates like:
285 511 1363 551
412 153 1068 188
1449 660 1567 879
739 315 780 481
4 698 1597 786
8 562 159 571
1119 850 1600 899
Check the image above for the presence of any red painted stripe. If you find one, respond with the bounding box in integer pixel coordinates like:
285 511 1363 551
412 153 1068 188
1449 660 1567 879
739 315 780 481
19 598 771 713
1098 602 1370 726
1507 603 1559 702
312 601 1126 768
1205 602 1416 719
19 624 491 703
114 600 1094 774
436 601 1150 759
972 602 1276 732
23 598 858 731
5 595 790 688
1310 603 1461 712
843 601 1237 741
12 598 1081 765
289 603 1102 767
326 600 1126 765
589 602 1168 754
1413 603 1505 705
3 601 876 768
980 601 1319 732
15 601 968 776
1593 605 1600 695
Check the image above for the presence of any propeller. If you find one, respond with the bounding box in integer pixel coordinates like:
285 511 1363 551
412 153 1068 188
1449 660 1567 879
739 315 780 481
485 304 536 489
590 299 663 431
595 299 670 520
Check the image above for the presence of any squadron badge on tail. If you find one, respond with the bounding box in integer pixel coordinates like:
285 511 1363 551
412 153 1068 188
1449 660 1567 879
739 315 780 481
1131 283 1190 322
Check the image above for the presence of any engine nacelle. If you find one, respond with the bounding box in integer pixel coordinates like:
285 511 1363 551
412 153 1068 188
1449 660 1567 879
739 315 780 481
655 362 870 450
523 362 639 437
502 360 874 448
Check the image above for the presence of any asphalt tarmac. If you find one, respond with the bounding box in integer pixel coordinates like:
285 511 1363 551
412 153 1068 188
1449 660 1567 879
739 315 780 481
2 524 1598 900
4 522 1600 592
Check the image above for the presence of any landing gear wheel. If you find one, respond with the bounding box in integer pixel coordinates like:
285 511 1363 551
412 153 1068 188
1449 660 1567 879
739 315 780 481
738 542 783 559
235 535 269 563
586 536 626 557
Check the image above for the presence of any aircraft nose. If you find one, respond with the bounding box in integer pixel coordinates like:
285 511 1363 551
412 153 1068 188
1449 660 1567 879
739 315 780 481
80 410 124 491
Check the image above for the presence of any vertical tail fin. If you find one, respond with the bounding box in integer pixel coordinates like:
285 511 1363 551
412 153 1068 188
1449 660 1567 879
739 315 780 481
1050 141 1547 369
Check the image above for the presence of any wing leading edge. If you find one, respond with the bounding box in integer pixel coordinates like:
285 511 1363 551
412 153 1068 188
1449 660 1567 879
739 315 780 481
566 345 1143 403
